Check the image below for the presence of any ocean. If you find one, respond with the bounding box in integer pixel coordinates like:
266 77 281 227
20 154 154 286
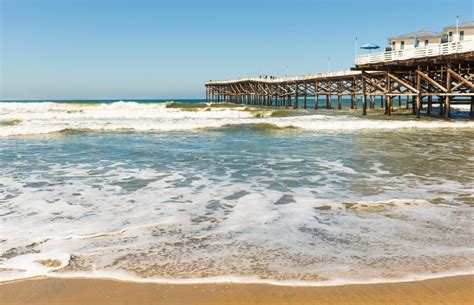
0 100 473 285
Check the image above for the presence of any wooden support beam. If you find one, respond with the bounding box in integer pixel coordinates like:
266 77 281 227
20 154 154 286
422 93 474 96
362 77 367 115
338 81 342 110
362 72 388 93
294 84 299 109
353 78 358 109
315 82 319 110
445 67 452 119
427 86 432 114
386 72 392 116
416 70 448 92
416 67 422 118
447 68 474 91
388 72 419 93
304 84 307 109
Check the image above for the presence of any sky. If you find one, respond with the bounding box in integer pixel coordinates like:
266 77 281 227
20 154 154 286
1 0 473 100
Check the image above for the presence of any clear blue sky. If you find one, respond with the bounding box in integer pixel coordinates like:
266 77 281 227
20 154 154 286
1 0 472 99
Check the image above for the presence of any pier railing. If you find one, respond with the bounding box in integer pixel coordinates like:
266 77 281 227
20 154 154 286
206 70 361 85
355 40 474 65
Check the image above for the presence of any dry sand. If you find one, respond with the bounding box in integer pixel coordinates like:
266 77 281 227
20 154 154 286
0 275 473 305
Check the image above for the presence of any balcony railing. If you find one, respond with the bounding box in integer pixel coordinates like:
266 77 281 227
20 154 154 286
355 40 474 65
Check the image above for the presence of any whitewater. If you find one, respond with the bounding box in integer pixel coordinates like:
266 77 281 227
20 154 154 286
0 100 473 286
0 101 473 137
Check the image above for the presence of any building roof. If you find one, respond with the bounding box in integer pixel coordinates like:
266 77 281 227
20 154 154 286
388 30 442 40
444 20 474 30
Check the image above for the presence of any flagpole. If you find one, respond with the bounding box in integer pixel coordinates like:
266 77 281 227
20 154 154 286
456 15 459 41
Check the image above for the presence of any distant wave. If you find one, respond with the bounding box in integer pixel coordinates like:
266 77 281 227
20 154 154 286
203 123 300 132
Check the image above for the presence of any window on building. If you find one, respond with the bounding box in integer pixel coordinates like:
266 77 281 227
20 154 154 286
401 41 405 50
448 31 453 42
424 40 429 47
392 41 396 50
460 30 464 41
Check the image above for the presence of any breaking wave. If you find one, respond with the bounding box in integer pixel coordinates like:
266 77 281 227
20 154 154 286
0 101 473 137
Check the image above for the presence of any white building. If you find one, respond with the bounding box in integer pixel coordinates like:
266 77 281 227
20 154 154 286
388 30 442 51
443 20 474 42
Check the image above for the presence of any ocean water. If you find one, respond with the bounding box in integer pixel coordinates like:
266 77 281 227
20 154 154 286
0 100 473 285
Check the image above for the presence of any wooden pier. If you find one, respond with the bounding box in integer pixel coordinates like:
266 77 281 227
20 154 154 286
205 40 474 118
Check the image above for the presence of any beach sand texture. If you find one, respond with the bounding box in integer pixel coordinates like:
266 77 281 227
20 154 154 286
1 275 473 305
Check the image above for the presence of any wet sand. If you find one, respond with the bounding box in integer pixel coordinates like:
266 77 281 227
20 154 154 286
1 275 472 305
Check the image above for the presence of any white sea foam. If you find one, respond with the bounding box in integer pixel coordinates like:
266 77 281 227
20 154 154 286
1 160 473 283
2 269 474 287
0 101 473 137
1 106 473 284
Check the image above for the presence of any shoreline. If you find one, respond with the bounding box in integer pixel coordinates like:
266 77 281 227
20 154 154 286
1 275 473 305
2 269 474 286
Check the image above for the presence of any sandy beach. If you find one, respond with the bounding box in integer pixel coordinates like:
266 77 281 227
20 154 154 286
1 275 473 305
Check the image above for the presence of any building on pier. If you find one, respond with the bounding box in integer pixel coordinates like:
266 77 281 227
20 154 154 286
388 30 442 51
443 20 474 42
386 20 474 51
